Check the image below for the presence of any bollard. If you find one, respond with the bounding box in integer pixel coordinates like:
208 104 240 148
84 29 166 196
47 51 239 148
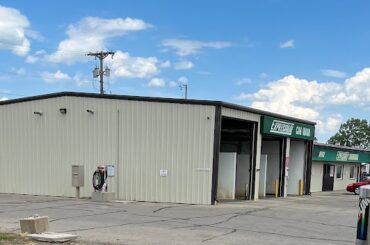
356 186 370 244
299 179 304 196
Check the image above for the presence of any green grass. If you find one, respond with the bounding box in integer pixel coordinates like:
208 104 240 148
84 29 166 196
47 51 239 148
0 233 16 242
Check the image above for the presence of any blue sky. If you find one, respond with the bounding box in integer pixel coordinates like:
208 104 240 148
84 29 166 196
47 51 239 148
1 0 370 142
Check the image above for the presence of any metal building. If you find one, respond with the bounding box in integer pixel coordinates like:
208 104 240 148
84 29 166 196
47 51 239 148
0 92 316 204
310 143 370 193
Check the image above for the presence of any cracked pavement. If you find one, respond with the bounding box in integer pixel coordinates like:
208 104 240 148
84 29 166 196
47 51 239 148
0 191 358 244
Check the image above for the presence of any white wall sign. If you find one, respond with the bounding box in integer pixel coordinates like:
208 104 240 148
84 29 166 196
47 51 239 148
106 165 115 177
160 169 168 177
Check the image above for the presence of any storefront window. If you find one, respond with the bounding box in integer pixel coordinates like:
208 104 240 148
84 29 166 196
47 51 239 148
336 165 343 179
350 166 356 179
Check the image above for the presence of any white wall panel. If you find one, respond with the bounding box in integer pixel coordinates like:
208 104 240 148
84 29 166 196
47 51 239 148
217 153 237 199
0 96 215 204
310 162 323 192
287 141 305 195
259 155 268 197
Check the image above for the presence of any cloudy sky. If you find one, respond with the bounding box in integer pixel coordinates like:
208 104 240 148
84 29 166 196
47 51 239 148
1 0 370 142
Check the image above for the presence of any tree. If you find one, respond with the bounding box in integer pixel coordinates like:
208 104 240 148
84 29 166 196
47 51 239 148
328 118 370 149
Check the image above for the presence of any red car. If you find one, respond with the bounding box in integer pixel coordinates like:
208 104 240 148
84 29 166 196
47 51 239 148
347 180 370 195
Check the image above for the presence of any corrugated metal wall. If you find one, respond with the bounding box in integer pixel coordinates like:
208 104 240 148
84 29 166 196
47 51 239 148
221 107 262 200
117 100 215 204
0 96 215 204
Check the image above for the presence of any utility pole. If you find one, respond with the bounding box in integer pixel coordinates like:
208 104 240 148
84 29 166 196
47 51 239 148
180 84 188 99
184 84 188 99
87 51 115 94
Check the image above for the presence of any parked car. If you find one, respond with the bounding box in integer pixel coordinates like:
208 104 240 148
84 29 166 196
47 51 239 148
362 173 370 181
347 180 370 195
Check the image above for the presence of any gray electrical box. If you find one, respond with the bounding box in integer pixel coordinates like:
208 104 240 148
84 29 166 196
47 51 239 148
72 165 84 187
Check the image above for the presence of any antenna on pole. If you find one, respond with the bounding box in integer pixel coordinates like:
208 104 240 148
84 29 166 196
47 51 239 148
86 51 115 94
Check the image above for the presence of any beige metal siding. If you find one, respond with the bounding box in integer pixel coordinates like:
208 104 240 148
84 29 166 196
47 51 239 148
0 96 215 204
221 106 262 200
118 101 215 204
0 97 118 198
221 107 260 122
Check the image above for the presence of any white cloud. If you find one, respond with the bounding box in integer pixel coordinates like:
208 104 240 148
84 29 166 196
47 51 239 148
198 71 211 75
174 60 194 70
46 17 151 64
260 72 268 79
234 92 250 100
73 73 91 87
108 51 159 79
236 75 344 137
169 81 178 88
316 114 343 135
41 70 71 84
234 69 370 140
25 30 44 42
26 56 37 64
0 5 31 56
160 60 171 68
235 78 252 85
162 39 232 56
341 67 370 106
11 67 25 75
148 77 166 88
0 97 8 101
243 68 370 109
243 75 340 110
321 69 347 78
280 39 295 49
168 76 189 88
26 49 46 64
178 76 188 85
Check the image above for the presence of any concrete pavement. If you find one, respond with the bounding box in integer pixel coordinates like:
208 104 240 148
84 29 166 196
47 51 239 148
0 191 358 244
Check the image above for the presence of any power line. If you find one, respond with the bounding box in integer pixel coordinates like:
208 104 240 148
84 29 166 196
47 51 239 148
86 51 115 94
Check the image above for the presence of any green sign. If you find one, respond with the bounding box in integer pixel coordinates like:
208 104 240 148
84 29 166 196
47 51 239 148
260 116 315 140
313 145 370 163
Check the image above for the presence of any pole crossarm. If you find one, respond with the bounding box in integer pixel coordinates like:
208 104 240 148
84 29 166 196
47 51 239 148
86 51 115 94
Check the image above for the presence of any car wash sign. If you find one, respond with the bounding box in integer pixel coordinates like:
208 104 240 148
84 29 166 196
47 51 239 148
313 145 370 163
261 116 315 140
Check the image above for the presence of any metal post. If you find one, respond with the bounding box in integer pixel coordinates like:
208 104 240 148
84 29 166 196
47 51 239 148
184 84 188 99
356 186 370 244
76 186 80 199
99 53 104 94
299 179 303 195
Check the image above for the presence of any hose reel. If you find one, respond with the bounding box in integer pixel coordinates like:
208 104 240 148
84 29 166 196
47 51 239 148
92 169 105 191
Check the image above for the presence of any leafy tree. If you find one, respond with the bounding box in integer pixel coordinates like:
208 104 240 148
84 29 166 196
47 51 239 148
328 118 370 149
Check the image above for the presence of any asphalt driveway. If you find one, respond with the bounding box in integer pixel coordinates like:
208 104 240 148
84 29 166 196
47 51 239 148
0 191 358 244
